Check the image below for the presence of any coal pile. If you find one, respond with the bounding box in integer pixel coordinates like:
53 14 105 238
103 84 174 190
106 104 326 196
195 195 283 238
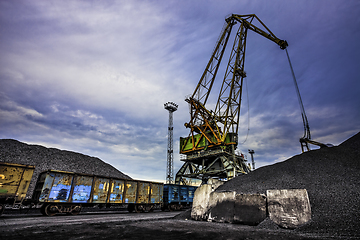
0 139 131 198
217 132 360 238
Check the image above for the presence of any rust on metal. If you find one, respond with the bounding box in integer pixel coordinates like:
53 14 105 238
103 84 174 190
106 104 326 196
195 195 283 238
71 175 93 203
92 177 110 203
109 179 125 203
0 162 35 203
34 170 164 216
39 172 73 202
125 180 137 203
150 183 163 203
137 182 150 204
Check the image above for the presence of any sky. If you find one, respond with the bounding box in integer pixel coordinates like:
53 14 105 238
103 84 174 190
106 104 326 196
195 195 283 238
1 0 359 182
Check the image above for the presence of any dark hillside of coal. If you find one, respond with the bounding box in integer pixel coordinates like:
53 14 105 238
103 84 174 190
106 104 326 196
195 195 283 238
0 139 131 198
217 132 360 237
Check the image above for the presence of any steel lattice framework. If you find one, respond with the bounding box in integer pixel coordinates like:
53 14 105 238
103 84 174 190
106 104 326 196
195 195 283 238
164 102 178 184
176 14 288 184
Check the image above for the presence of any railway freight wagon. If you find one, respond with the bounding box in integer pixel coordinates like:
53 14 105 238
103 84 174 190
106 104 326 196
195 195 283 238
32 170 163 216
0 162 35 215
162 184 197 211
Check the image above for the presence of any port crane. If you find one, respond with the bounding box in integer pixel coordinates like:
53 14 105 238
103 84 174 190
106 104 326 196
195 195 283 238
175 14 288 184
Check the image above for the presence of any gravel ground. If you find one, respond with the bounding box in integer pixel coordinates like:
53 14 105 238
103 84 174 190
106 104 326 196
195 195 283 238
0 213 329 240
0 139 131 198
215 132 360 238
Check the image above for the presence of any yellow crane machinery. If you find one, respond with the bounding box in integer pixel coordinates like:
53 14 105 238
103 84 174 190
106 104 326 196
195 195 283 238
175 14 288 184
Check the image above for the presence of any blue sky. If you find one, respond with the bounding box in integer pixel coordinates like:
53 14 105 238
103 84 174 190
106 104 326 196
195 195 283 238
1 0 359 182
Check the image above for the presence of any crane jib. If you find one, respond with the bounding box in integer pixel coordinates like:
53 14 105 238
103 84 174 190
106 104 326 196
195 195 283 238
182 14 289 155
176 13 327 184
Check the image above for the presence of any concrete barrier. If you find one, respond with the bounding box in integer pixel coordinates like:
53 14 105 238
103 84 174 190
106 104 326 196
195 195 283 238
207 191 236 223
192 186 311 229
207 178 224 191
207 192 267 224
191 179 224 220
233 193 267 225
267 189 311 229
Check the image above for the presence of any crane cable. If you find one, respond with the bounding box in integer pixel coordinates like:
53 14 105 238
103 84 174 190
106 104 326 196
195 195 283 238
240 49 309 144
285 48 311 140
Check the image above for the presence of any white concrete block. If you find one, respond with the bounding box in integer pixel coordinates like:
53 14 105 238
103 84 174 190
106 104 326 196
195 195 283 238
207 191 236 222
233 193 267 225
191 184 213 220
267 189 311 229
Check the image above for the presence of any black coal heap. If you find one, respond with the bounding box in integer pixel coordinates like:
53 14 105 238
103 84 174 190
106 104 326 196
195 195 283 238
217 132 360 237
0 139 131 198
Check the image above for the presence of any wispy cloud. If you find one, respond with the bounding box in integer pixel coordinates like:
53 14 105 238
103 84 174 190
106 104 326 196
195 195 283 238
1 0 359 181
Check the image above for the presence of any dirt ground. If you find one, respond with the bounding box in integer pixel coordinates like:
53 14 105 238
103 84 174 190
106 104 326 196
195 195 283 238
0 218 322 240
1 210 350 240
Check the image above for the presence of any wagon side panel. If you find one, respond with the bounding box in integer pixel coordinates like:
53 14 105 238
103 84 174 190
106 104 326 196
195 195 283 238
180 186 189 203
45 172 73 203
137 182 150 204
109 179 125 203
170 185 180 202
0 164 24 198
92 177 110 203
124 180 138 203
188 186 196 204
71 175 93 203
150 183 163 204
0 163 35 202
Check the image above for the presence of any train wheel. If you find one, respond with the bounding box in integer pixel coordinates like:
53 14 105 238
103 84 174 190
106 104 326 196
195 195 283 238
145 204 154 212
44 204 58 216
0 204 4 216
70 205 81 215
135 205 145 213
168 204 176 211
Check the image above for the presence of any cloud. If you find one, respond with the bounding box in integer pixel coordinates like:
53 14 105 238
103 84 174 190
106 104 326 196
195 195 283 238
1 0 359 181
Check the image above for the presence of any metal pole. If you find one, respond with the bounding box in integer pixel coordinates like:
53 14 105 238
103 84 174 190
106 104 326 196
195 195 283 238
164 102 178 184
248 149 255 170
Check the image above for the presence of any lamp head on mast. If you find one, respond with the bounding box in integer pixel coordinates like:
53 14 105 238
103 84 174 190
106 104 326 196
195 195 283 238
164 102 178 112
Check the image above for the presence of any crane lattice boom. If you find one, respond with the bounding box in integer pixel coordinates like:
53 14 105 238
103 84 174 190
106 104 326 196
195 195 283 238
181 14 287 155
176 14 287 184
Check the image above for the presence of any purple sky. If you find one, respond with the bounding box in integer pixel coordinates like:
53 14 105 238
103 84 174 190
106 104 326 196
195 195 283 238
1 0 359 182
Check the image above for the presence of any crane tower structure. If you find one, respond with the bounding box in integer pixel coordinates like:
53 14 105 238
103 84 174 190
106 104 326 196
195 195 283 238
164 102 178 184
175 14 288 184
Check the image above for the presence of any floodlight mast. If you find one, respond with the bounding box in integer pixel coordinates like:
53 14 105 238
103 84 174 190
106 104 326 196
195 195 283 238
248 149 255 170
164 102 178 184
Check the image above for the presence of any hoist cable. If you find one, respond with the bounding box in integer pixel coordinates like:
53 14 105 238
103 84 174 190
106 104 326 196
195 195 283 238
285 48 311 140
